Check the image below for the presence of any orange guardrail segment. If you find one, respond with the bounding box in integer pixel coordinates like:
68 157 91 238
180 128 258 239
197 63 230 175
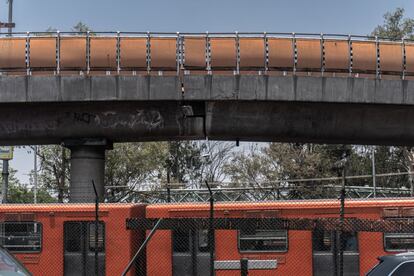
210 38 236 68
296 39 322 70
324 40 349 71
0 38 26 69
352 41 377 72
0 34 412 78
379 43 403 73
60 37 87 70
239 38 265 69
183 37 206 69
30 37 57 68
268 38 293 69
90 37 117 69
406 43 414 74
120 37 147 69
150 38 177 69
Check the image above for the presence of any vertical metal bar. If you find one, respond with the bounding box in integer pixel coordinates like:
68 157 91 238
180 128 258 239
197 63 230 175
235 31 240 75
146 31 151 74
33 146 38 203
402 38 406 80
264 32 269 73
292 33 297 75
372 146 376 198
86 31 91 74
117 31 121 74
376 36 380 79
240 258 248 276
92 180 99 276
348 35 353 77
338 160 346 276
7 0 13 35
205 181 215 276
206 32 211 74
176 32 180 76
56 31 61 75
1 160 9 203
321 33 325 75
26 32 30 75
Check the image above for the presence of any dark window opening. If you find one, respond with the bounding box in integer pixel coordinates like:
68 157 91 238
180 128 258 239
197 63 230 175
239 230 288 252
0 222 42 252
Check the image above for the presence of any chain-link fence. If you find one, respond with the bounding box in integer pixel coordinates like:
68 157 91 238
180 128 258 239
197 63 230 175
2 190 414 275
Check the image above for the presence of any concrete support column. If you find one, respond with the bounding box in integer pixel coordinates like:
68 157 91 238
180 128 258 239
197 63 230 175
65 139 112 203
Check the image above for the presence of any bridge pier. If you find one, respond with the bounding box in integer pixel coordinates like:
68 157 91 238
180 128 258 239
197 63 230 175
65 139 112 203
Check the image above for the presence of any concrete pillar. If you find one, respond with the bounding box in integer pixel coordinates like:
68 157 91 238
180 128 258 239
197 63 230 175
65 139 112 203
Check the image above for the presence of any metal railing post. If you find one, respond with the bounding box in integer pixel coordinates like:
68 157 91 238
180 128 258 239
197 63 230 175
91 180 99 276
375 36 380 79
117 31 121 74
26 32 30 75
56 31 61 75
321 33 325 75
264 32 269 73
348 35 353 77
146 31 151 74
86 31 91 74
292 32 297 75
206 32 211 74
205 181 215 276
402 38 406 80
235 31 240 75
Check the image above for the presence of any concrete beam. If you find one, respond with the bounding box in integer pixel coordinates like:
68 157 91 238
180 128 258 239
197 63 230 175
0 75 413 105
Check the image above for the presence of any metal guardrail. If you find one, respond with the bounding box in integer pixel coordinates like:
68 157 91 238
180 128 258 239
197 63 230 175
0 32 413 78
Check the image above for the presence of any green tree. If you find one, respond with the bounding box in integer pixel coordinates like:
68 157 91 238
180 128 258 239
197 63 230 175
105 142 168 201
36 145 70 203
72 22 93 33
372 8 414 40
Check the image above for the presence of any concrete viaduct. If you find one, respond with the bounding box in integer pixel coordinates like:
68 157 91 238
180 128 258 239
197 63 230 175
0 32 414 201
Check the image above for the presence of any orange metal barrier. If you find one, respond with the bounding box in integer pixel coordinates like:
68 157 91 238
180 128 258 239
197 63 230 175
324 40 349 71
150 38 177 69
379 43 403 73
210 38 236 69
90 37 117 69
183 37 206 69
120 37 147 69
239 38 265 69
60 37 87 70
268 38 294 69
0 33 412 78
30 37 56 69
352 41 377 73
296 39 321 70
406 43 414 74
0 38 26 69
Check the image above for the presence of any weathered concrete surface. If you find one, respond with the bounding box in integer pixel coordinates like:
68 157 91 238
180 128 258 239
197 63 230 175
0 100 412 145
0 75 414 146
0 75 413 105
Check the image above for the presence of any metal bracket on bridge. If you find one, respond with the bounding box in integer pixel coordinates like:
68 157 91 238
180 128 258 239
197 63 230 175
214 259 277 270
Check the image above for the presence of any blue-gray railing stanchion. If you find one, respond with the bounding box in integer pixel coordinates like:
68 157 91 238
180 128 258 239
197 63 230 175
116 31 121 74
56 31 61 75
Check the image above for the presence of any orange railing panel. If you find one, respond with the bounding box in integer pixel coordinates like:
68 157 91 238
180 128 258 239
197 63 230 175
239 38 265 69
268 38 294 69
90 37 117 69
405 43 414 74
210 38 236 68
324 40 349 71
150 38 177 69
30 37 56 68
0 38 26 69
183 37 206 69
120 37 147 69
379 43 403 73
296 39 321 70
60 37 87 70
352 41 377 72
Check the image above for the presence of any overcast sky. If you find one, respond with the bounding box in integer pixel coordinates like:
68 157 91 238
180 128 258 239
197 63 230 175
2 0 413 184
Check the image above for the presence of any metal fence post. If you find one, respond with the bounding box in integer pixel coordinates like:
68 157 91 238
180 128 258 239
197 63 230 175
205 181 215 276
92 180 99 276
240 258 248 276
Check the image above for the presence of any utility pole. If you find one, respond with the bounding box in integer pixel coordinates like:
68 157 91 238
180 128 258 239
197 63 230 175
0 147 13 203
372 146 376 198
8 0 13 34
33 146 38 203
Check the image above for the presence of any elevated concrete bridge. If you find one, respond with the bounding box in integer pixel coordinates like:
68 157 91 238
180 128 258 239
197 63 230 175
0 32 413 201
